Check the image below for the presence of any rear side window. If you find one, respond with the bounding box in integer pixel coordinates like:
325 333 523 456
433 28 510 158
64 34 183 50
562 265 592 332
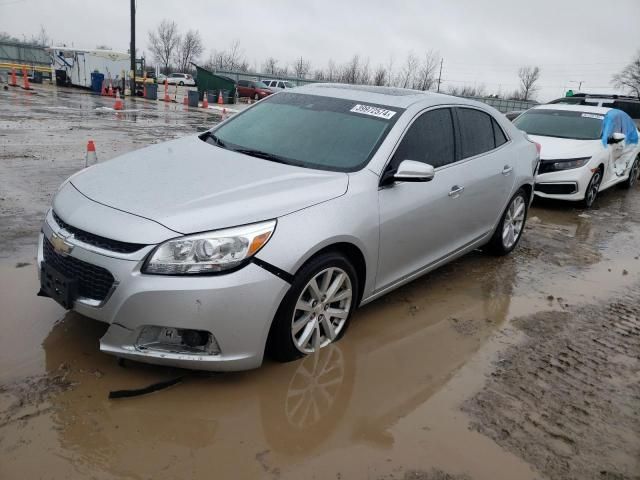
492 118 508 147
393 108 455 168
456 108 496 158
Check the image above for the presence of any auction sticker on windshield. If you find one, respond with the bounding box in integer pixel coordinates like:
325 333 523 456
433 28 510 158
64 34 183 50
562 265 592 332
581 113 604 120
350 104 397 120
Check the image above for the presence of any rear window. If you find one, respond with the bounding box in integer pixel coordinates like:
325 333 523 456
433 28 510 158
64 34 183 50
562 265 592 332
514 109 602 140
208 93 404 172
456 108 496 158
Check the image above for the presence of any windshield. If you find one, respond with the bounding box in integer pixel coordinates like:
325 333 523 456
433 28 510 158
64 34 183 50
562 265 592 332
514 109 603 140
205 93 403 171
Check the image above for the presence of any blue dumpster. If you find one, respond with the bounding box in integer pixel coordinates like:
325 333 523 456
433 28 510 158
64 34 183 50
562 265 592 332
90 72 104 93
188 90 199 107
145 83 158 100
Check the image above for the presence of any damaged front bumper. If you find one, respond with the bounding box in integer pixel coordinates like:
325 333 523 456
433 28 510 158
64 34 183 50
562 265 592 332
38 211 290 371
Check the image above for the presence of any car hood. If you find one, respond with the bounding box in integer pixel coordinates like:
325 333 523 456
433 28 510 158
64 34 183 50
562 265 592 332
528 135 603 160
70 136 349 234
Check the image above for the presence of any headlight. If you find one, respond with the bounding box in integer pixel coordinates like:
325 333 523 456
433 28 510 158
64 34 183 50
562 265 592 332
540 157 590 173
143 220 276 275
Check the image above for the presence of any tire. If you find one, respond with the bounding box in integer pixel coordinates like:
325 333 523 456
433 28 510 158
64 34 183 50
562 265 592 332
254 93 259 101
486 188 528 256
267 252 359 363
623 154 640 189
583 169 602 208
179 81 184 86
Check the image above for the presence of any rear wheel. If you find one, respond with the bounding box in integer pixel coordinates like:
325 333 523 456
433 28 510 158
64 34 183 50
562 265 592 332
268 252 358 362
623 154 639 189
179 81 184 86
486 189 528 256
583 169 602 208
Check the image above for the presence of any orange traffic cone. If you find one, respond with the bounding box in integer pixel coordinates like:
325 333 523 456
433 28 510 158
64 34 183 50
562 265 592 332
163 79 170 102
22 67 31 90
217 90 223 105
85 140 97 167
202 91 209 109
107 81 113 97
10 68 17 87
114 91 123 110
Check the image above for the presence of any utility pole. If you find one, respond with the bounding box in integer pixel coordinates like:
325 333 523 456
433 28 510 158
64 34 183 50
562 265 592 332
130 0 136 88
436 58 443 93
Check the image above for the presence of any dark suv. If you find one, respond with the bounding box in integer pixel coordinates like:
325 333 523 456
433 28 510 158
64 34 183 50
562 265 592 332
548 94 640 126
237 80 273 100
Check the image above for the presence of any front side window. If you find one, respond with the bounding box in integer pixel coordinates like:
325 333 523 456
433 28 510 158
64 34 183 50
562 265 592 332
392 108 455 169
513 109 602 140
456 108 496 158
206 93 403 172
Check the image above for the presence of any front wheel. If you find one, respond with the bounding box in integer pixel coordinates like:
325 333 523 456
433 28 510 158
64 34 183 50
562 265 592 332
623 154 639 189
268 252 358 362
583 169 602 208
486 189 528 256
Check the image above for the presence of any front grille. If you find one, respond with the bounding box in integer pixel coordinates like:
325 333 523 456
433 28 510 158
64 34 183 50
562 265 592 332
43 237 115 301
535 183 578 195
53 211 145 254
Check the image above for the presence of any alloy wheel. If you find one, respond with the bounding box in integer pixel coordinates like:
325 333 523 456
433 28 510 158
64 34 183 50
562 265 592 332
585 171 602 207
502 195 526 249
630 156 639 187
291 267 353 354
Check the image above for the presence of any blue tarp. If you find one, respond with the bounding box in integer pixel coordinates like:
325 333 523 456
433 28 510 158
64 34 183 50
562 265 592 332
601 109 639 146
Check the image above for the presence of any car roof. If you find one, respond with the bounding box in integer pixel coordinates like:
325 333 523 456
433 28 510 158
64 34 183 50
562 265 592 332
529 104 612 115
293 83 476 109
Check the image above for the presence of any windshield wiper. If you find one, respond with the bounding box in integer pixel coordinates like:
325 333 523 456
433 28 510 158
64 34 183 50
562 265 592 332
231 148 294 165
201 131 227 148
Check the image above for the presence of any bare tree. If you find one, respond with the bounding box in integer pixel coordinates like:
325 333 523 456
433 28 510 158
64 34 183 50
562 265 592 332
341 55 360 84
386 56 395 86
148 20 180 73
612 51 640 97
175 29 203 72
414 50 439 91
399 53 419 89
262 57 279 75
30 25 50 46
205 40 249 72
517 65 541 101
326 59 337 82
293 56 311 79
448 83 487 97
373 65 387 86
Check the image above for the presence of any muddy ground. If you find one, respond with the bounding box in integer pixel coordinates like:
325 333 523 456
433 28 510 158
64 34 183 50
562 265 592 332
0 83 638 479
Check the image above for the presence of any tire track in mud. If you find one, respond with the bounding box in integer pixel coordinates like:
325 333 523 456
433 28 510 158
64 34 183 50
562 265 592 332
463 285 640 480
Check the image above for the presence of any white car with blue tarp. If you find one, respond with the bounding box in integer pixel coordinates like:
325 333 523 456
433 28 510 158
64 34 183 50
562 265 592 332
514 105 640 207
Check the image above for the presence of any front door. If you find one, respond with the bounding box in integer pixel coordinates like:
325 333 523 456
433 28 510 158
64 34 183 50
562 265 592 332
377 107 472 291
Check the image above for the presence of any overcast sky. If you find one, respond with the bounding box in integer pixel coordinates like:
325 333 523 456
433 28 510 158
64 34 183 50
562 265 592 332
2 0 638 101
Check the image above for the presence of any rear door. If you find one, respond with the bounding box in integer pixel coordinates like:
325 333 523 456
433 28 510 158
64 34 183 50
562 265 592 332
377 107 474 290
453 107 515 239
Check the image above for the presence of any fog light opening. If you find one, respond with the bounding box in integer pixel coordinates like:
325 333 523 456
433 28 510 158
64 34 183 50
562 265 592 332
136 326 221 355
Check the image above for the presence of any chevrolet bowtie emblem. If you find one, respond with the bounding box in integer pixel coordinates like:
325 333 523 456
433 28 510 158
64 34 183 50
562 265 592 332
50 231 74 256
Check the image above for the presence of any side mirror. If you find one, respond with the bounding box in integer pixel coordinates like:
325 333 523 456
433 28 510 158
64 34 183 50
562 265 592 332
393 160 435 182
607 132 626 144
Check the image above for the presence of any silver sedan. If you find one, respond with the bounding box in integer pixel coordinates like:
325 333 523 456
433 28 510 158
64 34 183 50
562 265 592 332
38 84 538 371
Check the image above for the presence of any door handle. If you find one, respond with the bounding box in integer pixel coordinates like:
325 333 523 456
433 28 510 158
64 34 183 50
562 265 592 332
448 185 465 197
502 165 513 175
